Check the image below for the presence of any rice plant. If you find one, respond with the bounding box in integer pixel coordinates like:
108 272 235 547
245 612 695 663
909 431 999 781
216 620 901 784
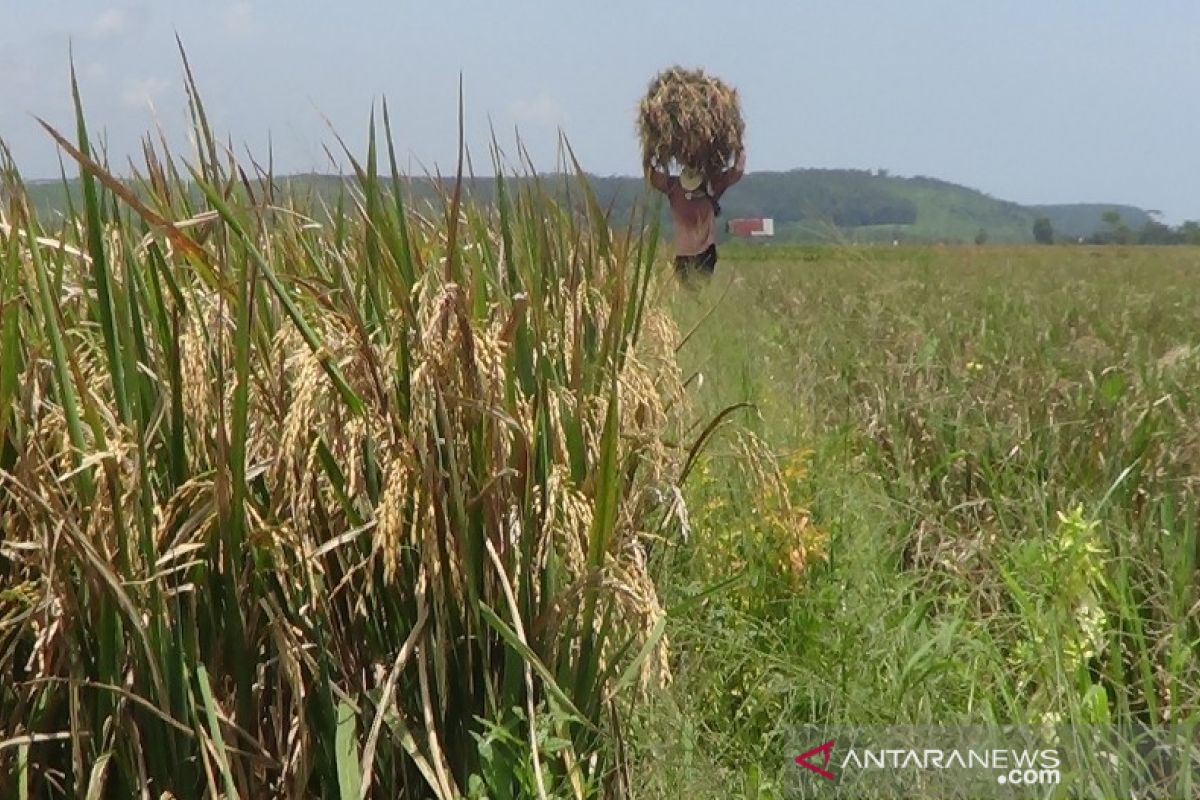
633 247 1200 798
0 57 688 799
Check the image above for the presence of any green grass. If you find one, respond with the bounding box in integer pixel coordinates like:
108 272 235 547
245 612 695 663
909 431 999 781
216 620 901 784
632 244 1200 798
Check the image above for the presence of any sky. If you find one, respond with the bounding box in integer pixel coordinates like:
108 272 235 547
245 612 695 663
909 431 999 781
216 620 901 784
2 1 1198 222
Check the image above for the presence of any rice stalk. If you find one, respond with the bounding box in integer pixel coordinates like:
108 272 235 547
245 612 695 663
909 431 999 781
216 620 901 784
637 66 745 177
0 60 692 799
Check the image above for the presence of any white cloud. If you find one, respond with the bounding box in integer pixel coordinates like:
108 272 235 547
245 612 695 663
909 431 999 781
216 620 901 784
90 8 127 39
121 77 170 109
222 3 256 38
509 93 563 128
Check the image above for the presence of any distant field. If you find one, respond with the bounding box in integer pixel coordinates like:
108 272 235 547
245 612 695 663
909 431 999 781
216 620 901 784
633 244 1200 798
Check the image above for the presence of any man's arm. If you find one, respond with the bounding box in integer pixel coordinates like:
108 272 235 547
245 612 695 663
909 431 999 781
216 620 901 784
645 156 670 193
713 149 747 196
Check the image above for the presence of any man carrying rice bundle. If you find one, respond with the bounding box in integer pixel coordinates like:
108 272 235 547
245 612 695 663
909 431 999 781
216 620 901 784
639 66 747 281
645 151 745 280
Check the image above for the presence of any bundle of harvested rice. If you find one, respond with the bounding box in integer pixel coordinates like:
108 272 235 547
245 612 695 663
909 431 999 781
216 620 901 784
638 66 744 178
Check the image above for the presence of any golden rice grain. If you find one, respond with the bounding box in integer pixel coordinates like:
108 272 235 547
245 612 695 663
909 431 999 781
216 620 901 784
638 66 745 178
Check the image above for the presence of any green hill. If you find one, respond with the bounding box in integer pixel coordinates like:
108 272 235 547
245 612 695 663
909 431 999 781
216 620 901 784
688 170 1155 245
16 169 1157 245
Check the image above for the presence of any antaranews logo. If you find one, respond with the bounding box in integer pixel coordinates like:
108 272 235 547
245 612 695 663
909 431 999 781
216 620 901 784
793 739 1061 790
794 740 837 781
794 725 1200 797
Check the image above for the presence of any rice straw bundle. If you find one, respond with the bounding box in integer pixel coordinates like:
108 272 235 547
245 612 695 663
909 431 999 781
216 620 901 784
637 66 745 178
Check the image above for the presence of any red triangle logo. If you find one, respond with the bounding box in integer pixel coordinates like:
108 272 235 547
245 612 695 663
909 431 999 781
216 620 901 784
795 739 837 781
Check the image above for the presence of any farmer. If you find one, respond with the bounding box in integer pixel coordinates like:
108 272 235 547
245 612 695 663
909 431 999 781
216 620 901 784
645 149 746 280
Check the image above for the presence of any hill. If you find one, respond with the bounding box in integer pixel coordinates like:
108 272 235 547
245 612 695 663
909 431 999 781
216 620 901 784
16 169 1156 245
655 170 1156 245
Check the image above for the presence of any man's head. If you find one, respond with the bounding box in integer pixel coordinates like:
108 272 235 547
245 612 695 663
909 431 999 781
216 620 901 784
680 167 704 193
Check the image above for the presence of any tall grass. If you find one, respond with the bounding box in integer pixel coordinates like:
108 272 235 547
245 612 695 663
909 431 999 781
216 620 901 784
0 61 687 798
634 245 1200 798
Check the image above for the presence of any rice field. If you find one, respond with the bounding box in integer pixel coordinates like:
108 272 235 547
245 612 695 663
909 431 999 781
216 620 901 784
3 69 1200 799
633 244 1200 798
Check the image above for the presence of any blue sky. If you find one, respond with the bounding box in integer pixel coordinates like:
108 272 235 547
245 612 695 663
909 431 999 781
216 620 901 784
2 1 1198 221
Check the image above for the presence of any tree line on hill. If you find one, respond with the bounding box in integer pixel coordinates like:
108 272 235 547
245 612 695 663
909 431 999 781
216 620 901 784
20 169 1198 246
1032 210 1200 246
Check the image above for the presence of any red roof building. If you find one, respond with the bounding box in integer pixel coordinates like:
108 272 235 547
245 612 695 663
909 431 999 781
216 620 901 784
726 218 775 237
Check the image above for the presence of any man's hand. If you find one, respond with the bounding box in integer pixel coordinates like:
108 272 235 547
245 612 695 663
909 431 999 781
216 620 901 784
713 149 746 195
645 156 669 193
